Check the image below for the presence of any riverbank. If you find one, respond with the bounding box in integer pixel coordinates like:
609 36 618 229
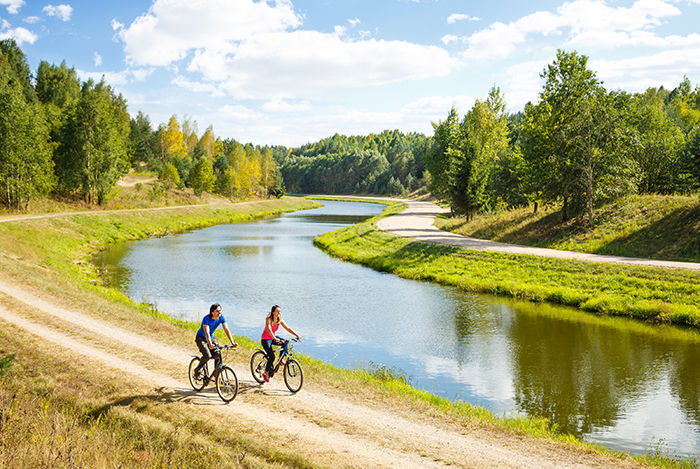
0 197 670 468
314 199 700 329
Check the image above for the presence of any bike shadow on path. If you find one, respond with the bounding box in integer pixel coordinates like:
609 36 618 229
90 380 297 415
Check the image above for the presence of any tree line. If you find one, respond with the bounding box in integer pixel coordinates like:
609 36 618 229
0 39 284 210
426 50 700 226
277 130 430 196
3 40 699 223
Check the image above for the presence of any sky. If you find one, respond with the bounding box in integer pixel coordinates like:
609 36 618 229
1 0 699 147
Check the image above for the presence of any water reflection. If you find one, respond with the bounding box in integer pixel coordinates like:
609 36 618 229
95 200 700 458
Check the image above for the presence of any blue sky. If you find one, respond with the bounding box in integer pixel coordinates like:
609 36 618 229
2 0 699 146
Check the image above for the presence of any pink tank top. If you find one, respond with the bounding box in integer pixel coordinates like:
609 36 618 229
262 322 279 340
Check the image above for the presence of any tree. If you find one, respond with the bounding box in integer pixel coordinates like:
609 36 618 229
35 60 80 109
424 106 460 200
682 125 700 189
35 60 81 147
0 62 55 209
189 156 215 196
463 87 510 210
260 147 276 197
55 79 129 204
522 50 635 226
129 111 157 168
446 127 490 219
163 115 186 161
160 162 181 190
0 39 36 103
629 100 685 194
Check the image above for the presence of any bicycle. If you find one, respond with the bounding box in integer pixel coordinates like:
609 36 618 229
188 344 239 402
250 338 304 393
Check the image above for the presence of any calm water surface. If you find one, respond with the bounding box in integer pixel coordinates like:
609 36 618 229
96 200 700 458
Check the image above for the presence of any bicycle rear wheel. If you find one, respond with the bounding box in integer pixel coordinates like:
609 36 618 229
216 366 238 402
250 350 267 384
283 358 303 393
188 357 207 392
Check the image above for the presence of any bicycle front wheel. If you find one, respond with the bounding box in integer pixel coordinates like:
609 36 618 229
250 350 267 384
188 357 207 392
283 358 304 393
216 366 238 402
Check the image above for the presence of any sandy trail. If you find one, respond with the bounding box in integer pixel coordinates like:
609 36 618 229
0 277 641 468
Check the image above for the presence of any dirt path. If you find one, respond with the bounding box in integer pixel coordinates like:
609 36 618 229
0 277 645 468
376 200 700 272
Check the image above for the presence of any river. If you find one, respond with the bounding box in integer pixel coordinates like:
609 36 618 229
95 199 700 459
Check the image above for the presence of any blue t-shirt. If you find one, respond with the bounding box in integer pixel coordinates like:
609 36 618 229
196 314 227 339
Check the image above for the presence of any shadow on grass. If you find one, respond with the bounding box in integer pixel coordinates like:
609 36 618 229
592 204 700 262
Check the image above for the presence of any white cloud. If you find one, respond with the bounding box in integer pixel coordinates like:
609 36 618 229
590 48 700 92
0 0 23 15
172 75 226 97
217 104 262 120
0 24 37 44
447 13 479 24
43 4 73 22
116 0 458 100
77 68 155 86
460 0 685 59
23 16 40 24
441 34 462 45
117 0 303 67
94 52 103 66
111 18 123 30
348 18 361 27
262 99 311 113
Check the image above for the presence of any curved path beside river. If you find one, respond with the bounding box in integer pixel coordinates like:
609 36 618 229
376 199 700 272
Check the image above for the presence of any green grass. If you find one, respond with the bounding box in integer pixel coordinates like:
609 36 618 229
314 201 700 329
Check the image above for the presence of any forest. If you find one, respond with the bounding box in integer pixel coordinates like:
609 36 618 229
1 40 699 227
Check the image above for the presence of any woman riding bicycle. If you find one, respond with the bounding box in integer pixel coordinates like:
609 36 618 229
194 303 237 379
261 305 300 383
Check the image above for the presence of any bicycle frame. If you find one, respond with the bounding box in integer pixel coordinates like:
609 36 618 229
188 345 238 402
255 339 294 375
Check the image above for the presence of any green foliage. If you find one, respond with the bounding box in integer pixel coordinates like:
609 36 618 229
629 100 686 194
0 353 15 376
522 50 637 226
0 39 37 104
683 125 700 188
54 79 129 204
280 130 428 195
35 60 80 109
425 107 460 199
446 131 489 218
0 63 56 209
160 162 181 190
188 157 215 196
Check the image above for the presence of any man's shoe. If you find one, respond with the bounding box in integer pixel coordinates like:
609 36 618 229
263 373 270 383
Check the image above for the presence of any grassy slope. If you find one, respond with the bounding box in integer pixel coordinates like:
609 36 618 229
437 194 700 263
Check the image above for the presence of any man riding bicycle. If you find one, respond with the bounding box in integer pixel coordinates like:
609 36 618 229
193 303 237 380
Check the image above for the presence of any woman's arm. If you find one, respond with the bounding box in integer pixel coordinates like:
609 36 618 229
280 319 301 340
